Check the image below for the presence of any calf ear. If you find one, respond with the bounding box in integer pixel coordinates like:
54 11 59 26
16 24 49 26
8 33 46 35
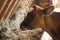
47 6 54 13
33 5 44 10
43 6 54 16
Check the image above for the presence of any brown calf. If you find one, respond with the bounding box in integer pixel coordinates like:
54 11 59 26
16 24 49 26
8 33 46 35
20 5 54 29
20 5 57 40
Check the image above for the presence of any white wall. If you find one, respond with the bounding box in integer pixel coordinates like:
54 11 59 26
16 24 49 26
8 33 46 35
52 0 60 12
41 31 53 40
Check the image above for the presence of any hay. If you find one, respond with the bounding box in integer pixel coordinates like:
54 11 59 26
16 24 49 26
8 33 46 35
0 0 43 40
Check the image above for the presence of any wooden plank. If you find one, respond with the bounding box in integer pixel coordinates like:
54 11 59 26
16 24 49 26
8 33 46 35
4 0 20 20
0 0 20 20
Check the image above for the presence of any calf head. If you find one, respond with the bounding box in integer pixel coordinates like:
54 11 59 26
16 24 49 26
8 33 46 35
34 5 54 16
20 5 54 30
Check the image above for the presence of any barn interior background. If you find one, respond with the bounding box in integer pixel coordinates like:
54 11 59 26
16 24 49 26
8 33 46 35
0 0 60 40
52 0 60 12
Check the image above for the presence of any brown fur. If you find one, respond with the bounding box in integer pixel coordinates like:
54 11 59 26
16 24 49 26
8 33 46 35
20 5 54 30
20 5 60 40
21 6 60 40
44 12 60 40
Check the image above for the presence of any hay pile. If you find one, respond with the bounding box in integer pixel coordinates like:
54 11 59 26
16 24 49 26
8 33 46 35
0 0 43 40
